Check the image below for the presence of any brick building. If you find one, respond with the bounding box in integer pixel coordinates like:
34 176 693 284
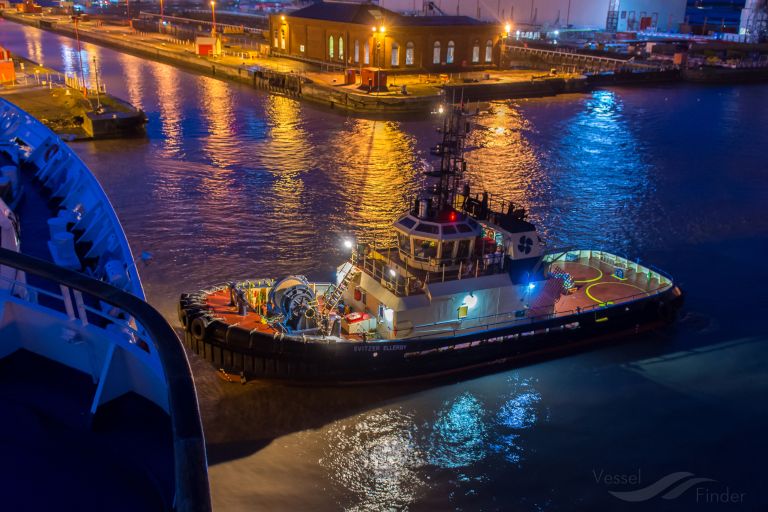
269 1 504 72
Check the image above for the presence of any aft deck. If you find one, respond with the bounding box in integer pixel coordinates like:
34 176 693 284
546 251 673 316
205 287 366 341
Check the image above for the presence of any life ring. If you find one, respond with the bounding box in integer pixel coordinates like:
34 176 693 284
190 315 214 341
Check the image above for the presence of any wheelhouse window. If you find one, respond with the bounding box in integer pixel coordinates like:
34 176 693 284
328 36 334 59
446 41 455 64
354 40 360 63
457 239 471 258
485 39 493 62
391 42 400 66
398 233 412 255
414 238 438 261
472 40 480 63
440 240 456 260
405 41 414 66
433 41 441 64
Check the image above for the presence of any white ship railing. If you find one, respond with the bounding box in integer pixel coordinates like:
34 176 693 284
0 248 210 512
0 99 144 298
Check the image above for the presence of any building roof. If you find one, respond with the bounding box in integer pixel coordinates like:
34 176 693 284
287 1 491 27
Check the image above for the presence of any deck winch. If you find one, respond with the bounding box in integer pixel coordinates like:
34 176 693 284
268 275 319 331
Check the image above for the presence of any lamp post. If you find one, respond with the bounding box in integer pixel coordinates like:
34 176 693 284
159 0 164 33
500 23 511 69
210 1 217 36
371 25 385 94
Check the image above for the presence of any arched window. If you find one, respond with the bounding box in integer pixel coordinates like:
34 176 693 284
328 36 334 59
354 39 360 63
471 40 480 63
338 36 344 61
364 40 370 65
446 40 455 64
391 42 400 66
280 30 286 50
273 31 278 48
405 41 415 66
485 39 493 63
433 41 441 64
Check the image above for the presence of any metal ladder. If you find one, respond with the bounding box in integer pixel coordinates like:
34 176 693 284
322 262 359 316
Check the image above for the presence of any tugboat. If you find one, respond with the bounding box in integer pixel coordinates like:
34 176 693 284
179 106 683 383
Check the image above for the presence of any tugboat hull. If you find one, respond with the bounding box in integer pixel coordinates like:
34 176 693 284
179 286 683 384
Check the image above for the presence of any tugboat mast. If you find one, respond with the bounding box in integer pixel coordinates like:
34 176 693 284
432 101 471 216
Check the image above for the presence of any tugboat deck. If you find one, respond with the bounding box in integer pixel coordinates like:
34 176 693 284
550 255 671 316
203 252 672 343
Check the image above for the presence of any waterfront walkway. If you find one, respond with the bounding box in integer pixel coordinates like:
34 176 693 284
1 12 586 115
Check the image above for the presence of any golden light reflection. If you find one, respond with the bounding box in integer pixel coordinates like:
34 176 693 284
263 95 311 219
23 26 43 65
324 119 419 245
148 61 183 157
463 101 545 225
118 52 144 111
198 76 238 172
256 95 314 268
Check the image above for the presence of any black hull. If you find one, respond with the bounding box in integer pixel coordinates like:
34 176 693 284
180 287 683 384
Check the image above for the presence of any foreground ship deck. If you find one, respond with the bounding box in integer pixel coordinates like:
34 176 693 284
1 99 209 510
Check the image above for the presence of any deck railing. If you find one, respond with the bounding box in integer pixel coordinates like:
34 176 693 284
403 283 672 340
543 249 673 286
0 248 210 512
357 247 508 297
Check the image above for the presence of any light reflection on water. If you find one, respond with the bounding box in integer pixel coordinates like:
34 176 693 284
428 392 489 469
321 409 426 512
2 21 768 511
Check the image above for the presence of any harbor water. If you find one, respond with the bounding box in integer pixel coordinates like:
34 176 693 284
2 20 767 511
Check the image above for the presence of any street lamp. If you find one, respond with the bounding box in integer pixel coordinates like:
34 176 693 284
158 0 164 32
499 22 512 68
210 1 217 36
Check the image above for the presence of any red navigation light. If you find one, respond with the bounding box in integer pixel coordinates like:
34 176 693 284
449 212 457 222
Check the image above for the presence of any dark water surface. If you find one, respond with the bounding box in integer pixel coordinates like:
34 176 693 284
2 20 767 511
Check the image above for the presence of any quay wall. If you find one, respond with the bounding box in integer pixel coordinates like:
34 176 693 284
2 13 615 114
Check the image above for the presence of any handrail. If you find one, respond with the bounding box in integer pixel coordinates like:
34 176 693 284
0 99 145 299
0 248 211 512
404 283 672 340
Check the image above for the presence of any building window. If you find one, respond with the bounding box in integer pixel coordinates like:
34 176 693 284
328 36 334 59
354 40 359 63
485 39 493 63
280 30 286 50
338 36 344 61
446 40 455 64
405 41 414 66
391 42 400 66
300 44 305 53
364 40 370 65
433 41 441 64
273 31 278 48
472 40 480 63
